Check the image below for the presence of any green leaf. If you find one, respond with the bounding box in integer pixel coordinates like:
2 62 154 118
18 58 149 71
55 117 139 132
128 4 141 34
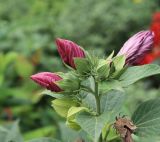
66 107 89 130
119 64 160 87
0 120 23 142
99 80 123 94
67 106 89 120
81 76 95 92
132 98 160 137
66 119 81 131
81 77 96 112
52 98 79 118
100 90 125 113
76 90 124 142
27 138 61 142
133 135 160 142
77 112 106 142
0 126 8 141
59 122 92 142
81 91 97 112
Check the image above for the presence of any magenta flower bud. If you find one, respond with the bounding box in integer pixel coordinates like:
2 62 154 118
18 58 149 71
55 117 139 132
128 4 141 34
117 31 154 65
56 38 85 68
30 72 62 92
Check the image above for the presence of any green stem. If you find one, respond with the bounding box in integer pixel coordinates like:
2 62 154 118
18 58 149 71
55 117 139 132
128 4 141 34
95 80 100 115
94 78 101 142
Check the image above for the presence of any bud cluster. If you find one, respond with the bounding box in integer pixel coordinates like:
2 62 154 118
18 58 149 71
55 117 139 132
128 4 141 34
31 31 153 92
30 30 154 131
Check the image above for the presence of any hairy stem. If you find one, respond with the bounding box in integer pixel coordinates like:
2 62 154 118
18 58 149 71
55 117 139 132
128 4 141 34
94 78 101 142
95 80 100 115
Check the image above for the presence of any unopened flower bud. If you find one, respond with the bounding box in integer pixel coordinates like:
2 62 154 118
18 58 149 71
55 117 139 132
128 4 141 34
117 31 154 65
30 72 62 92
56 38 85 68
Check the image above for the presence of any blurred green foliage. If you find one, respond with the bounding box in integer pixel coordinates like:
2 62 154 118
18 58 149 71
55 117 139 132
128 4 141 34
0 0 160 141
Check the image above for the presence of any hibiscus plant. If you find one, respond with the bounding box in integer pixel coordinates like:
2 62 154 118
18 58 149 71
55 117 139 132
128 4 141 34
31 31 160 142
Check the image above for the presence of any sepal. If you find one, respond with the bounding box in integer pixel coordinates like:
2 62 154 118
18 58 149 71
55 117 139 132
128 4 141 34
97 59 110 79
56 72 80 93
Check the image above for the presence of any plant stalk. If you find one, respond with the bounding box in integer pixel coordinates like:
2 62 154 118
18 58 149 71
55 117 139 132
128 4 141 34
94 77 101 142
95 80 100 115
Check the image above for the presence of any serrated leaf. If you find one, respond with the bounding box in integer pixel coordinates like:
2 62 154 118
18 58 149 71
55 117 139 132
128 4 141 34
119 64 160 87
76 90 124 142
132 98 160 137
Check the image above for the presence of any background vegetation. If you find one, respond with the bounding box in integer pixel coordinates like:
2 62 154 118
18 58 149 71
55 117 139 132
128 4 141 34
0 0 160 141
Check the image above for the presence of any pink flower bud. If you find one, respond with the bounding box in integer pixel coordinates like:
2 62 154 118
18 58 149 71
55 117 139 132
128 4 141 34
56 38 85 68
30 72 62 92
117 31 154 65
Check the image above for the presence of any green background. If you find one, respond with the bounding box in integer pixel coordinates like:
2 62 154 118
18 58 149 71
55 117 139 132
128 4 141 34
0 0 160 141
